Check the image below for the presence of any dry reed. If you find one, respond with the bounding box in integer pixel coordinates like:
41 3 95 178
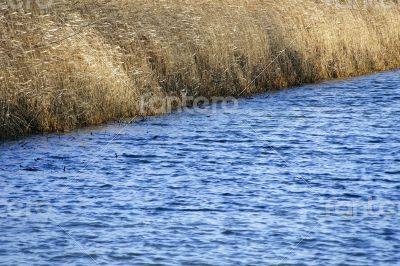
1 0 400 139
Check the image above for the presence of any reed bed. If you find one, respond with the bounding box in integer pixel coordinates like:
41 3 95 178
1 0 400 139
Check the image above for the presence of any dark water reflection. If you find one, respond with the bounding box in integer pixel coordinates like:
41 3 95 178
1 71 400 265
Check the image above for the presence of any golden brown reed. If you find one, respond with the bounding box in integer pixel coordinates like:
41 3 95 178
1 0 400 139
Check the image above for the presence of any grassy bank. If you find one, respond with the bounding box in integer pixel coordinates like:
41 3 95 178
1 0 400 139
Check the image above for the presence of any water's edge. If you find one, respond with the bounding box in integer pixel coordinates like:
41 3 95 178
3 69 399 143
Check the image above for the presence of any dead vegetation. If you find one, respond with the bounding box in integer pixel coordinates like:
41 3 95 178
1 0 400 139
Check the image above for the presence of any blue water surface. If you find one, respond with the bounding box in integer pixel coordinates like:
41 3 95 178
1 71 400 265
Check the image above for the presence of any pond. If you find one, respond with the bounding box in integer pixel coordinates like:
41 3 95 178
1 71 399 265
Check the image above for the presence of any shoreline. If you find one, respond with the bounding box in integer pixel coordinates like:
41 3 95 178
2 68 399 143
